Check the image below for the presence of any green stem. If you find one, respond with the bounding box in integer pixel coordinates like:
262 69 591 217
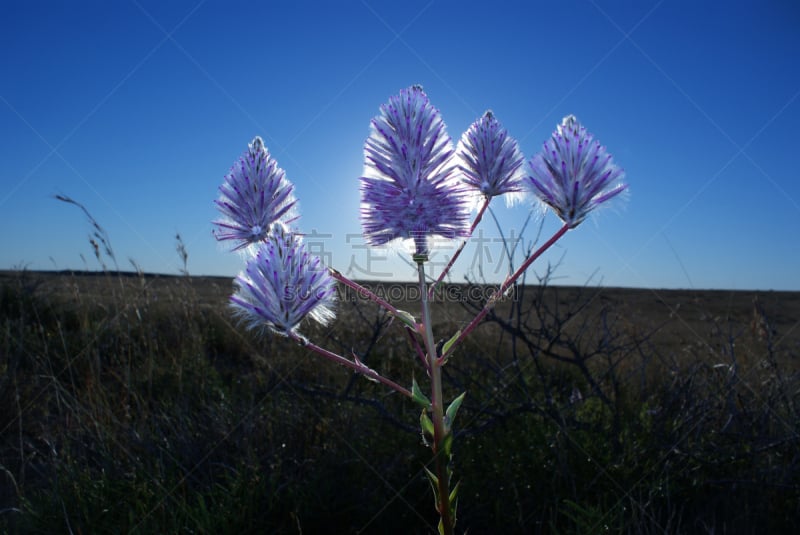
417 261 454 535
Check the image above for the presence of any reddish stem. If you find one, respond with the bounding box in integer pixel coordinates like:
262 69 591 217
406 327 430 372
439 223 570 362
329 268 428 372
288 332 412 399
329 268 400 315
428 197 491 299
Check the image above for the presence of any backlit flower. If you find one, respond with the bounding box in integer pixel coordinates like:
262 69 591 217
213 136 297 250
230 223 336 335
526 115 626 228
360 85 470 259
457 110 525 204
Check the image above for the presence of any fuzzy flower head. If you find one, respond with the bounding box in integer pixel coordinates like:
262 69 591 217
457 110 525 205
213 136 298 250
527 115 627 228
230 223 336 335
360 85 470 260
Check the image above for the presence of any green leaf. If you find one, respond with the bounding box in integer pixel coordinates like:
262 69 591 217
444 391 466 431
442 432 454 458
420 409 435 446
440 329 461 361
422 465 439 488
392 309 418 330
449 481 460 527
411 377 431 409
449 480 460 505
422 465 440 512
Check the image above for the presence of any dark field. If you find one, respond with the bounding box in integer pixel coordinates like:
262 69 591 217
1 270 799 533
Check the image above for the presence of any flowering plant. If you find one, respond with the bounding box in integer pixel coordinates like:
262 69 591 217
213 86 626 534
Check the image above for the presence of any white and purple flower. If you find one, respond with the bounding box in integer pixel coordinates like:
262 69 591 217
213 136 297 250
230 223 336 335
457 110 525 204
527 115 627 228
360 85 470 259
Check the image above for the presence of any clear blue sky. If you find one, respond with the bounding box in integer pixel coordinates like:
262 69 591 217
2 0 798 290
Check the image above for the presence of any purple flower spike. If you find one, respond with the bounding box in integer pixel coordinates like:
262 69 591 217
527 115 627 228
230 223 336 335
457 110 525 204
360 85 470 259
213 136 298 250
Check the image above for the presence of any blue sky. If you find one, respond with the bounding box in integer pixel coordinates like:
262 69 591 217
1 0 798 290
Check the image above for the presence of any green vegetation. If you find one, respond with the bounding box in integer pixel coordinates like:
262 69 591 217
1 270 798 533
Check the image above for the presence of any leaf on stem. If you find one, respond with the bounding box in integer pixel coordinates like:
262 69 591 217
422 465 440 512
411 377 432 409
352 351 380 383
442 432 454 458
444 391 466 433
420 409 435 447
393 309 418 330
449 480 460 506
439 329 461 364
449 481 460 526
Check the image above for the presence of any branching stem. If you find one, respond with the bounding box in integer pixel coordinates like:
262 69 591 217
288 332 412 399
428 197 491 299
440 223 570 362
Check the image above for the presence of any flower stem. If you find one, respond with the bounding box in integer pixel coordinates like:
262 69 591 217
487 204 515 278
417 261 454 535
330 267 428 365
288 332 412 399
428 196 491 299
329 268 400 316
439 222 570 362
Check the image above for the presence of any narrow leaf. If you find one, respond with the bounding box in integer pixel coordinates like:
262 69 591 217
449 480 460 506
422 464 440 513
449 481 460 529
420 409 435 446
441 329 461 359
442 432 454 458
393 309 418 330
411 377 431 409
422 465 439 488
445 391 466 431
353 351 379 383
